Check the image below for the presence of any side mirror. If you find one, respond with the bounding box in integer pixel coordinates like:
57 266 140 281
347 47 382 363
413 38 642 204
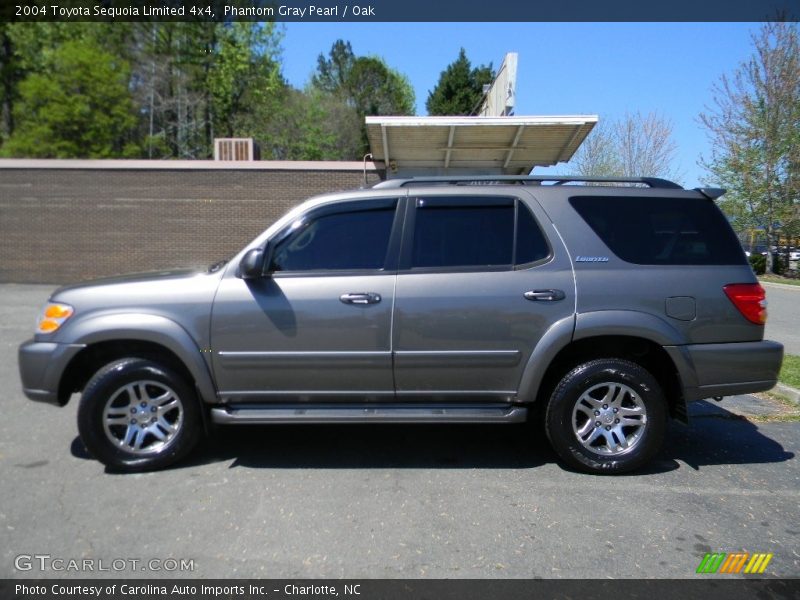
237 248 265 279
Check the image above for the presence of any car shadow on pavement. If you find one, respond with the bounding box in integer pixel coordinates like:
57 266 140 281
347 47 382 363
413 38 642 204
69 423 556 471
194 423 554 470
69 403 794 473
651 411 795 473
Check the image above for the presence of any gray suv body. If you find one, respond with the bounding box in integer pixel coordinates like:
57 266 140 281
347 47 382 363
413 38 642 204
18 176 784 473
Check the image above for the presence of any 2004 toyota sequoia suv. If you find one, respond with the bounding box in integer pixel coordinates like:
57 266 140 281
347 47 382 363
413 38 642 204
18 176 784 474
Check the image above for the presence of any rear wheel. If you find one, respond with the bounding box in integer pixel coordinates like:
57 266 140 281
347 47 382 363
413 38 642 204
77 358 201 472
545 358 667 474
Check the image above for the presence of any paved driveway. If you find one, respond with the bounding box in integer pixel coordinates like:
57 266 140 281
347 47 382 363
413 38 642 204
1 284 797 579
763 282 800 355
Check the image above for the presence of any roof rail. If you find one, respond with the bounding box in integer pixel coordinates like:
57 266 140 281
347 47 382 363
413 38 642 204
372 175 683 190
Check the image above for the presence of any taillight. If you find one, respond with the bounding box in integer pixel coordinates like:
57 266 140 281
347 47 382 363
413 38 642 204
723 283 767 325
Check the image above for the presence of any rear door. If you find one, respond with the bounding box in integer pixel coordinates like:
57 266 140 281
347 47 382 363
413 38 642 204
392 191 575 400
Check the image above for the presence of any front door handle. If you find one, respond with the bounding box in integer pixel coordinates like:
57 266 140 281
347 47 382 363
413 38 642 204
524 289 566 302
340 292 382 305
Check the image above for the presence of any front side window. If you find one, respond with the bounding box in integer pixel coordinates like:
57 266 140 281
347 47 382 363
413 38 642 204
410 197 549 270
271 202 396 272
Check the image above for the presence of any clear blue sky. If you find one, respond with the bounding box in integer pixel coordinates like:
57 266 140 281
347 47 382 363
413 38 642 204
279 22 762 188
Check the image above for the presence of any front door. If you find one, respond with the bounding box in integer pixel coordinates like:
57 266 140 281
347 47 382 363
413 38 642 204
211 197 402 403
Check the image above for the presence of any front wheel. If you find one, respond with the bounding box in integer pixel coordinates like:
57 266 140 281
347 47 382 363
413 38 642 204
77 358 201 472
545 358 667 474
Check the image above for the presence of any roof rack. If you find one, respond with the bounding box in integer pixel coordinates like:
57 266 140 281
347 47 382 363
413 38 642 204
372 175 683 190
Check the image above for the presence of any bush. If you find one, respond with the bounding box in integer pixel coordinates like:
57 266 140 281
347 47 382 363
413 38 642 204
773 255 786 275
750 253 786 275
750 254 766 274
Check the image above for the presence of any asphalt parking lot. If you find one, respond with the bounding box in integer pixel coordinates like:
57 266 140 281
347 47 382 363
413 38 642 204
764 281 800 355
1 283 798 579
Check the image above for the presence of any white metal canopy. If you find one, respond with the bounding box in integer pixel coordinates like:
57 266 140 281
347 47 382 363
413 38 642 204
365 115 598 177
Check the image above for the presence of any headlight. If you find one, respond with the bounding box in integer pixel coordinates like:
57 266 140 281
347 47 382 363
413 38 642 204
36 302 74 334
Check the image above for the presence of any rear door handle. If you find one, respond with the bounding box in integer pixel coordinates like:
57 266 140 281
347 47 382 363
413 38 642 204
340 292 382 305
524 289 565 302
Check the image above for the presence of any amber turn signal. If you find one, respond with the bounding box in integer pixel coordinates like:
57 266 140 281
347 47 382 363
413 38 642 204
36 303 74 334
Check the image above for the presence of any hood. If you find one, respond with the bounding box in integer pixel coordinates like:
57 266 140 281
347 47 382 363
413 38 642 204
49 266 225 311
52 268 206 296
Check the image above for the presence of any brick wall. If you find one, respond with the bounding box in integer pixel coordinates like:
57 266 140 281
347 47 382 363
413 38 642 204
0 161 382 283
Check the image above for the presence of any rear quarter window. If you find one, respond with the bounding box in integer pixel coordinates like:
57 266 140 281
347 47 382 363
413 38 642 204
569 196 747 265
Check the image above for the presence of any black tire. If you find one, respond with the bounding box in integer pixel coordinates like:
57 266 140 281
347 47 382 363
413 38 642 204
77 358 202 472
545 358 667 474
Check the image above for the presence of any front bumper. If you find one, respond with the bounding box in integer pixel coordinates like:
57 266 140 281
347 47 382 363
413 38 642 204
666 340 784 402
18 339 86 405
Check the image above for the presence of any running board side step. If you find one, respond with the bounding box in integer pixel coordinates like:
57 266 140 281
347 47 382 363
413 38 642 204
210 403 528 425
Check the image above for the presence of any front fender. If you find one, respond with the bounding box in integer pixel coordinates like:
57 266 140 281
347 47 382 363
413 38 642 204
66 313 217 403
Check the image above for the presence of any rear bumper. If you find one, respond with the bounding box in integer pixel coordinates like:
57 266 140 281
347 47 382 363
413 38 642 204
666 340 784 402
18 339 85 405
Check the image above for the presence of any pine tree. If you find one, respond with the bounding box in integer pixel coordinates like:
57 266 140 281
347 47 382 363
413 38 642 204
426 48 493 116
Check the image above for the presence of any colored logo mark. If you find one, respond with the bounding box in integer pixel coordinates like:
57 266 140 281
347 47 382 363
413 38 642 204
696 552 773 574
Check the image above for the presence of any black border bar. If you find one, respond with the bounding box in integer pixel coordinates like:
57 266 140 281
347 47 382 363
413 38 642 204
3 579 800 600
3 0 800 23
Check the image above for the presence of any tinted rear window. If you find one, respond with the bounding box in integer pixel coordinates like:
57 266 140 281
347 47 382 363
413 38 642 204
412 204 514 268
409 197 550 270
569 196 746 265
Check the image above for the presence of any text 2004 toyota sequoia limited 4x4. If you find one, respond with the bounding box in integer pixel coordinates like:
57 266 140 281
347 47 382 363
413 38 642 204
19 176 784 474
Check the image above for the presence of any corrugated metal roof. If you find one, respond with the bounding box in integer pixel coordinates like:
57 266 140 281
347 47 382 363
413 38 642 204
365 115 598 176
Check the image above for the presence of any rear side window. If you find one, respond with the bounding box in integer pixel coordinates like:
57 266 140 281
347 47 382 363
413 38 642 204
516 200 550 265
410 197 549 269
569 196 746 265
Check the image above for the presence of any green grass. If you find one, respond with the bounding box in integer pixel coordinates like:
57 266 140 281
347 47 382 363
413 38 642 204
748 413 800 423
759 274 800 286
779 354 800 389
751 391 800 421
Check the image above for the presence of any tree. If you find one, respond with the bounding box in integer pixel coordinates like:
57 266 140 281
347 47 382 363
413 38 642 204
0 22 292 159
426 48 494 116
311 39 415 156
128 22 284 159
1 38 138 158
207 22 282 139
131 22 220 159
0 24 20 141
570 112 681 182
699 22 800 273
614 111 680 180
569 121 620 177
1 22 133 146
259 86 362 161
312 39 414 117
347 56 415 117
311 39 355 94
